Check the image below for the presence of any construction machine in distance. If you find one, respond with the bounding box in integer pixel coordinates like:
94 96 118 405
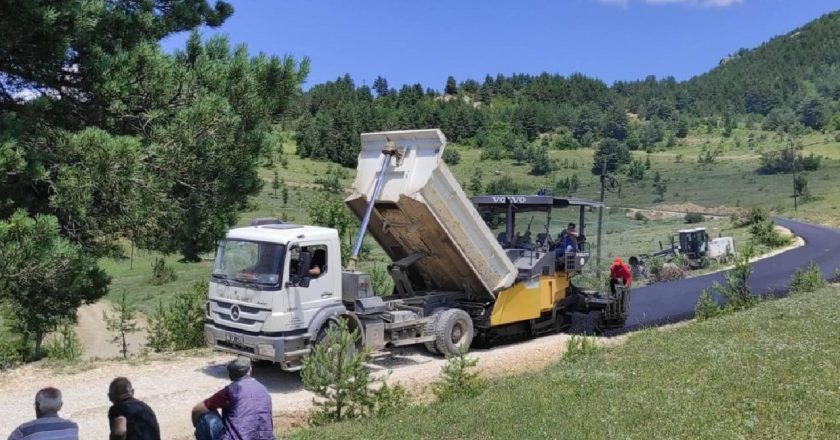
629 227 736 277
203 129 628 372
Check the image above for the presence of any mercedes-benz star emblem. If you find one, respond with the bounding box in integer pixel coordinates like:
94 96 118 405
230 305 241 322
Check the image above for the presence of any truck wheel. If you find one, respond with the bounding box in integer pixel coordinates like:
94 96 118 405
434 309 474 356
423 312 441 355
314 318 359 358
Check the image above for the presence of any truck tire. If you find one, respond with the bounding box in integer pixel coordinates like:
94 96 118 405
314 318 360 359
423 312 441 355
434 309 474 356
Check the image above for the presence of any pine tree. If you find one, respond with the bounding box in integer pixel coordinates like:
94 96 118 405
103 291 139 359
271 169 281 198
144 301 170 353
445 76 458 95
372 75 389 97
301 320 372 424
468 168 484 195
432 348 485 401
654 180 668 202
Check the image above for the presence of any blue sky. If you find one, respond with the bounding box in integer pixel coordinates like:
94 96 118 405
163 0 839 90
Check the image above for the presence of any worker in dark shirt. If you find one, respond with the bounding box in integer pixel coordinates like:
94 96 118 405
192 356 275 440
107 377 161 440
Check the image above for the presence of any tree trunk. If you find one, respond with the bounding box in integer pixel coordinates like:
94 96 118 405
34 330 44 360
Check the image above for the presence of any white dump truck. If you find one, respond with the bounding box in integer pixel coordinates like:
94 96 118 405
204 129 626 371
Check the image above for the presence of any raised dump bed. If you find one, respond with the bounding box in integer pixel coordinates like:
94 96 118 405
345 129 517 300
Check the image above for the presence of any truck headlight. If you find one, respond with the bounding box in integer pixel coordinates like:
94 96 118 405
257 343 275 358
205 330 215 347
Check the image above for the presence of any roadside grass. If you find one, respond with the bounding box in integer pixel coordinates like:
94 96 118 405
288 285 840 440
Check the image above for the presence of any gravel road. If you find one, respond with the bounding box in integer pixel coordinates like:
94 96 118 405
0 331 609 439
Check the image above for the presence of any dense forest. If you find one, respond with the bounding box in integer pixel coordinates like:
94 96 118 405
295 10 840 169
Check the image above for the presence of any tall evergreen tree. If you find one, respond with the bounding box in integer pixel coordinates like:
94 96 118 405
445 75 458 95
373 75 390 97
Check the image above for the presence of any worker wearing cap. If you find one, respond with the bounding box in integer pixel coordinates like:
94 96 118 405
192 356 275 440
609 257 633 294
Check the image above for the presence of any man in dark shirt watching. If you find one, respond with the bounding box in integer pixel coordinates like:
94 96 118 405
192 356 275 440
107 377 161 440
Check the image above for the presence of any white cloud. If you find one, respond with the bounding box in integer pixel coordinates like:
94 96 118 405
598 0 743 7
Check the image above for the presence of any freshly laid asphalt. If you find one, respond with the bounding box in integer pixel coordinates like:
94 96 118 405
616 218 840 333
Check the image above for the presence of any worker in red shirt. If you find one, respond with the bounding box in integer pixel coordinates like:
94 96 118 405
609 257 633 294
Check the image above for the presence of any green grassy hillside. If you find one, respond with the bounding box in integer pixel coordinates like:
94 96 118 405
105 125 837 312
290 285 840 440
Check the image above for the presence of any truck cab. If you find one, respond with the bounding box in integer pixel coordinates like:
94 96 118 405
204 222 346 371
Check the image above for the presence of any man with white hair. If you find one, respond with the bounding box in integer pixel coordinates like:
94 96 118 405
8 387 78 439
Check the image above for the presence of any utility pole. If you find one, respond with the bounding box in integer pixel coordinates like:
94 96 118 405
790 138 798 211
596 158 606 278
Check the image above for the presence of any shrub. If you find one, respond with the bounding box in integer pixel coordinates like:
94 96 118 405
695 246 758 319
749 220 791 248
718 245 757 311
43 319 83 362
442 148 461 165
552 131 579 150
150 258 177 286
0 338 23 371
647 256 664 281
789 262 824 294
314 166 349 192
165 281 207 350
565 335 598 362
369 263 393 296
634 211 646 221
758 149 822 174
528 145 554 176
746 207 769 226
485 176 519 195
684 212 705 224
694 290 722 321
371 379 410 417
432 348 485 402
302 319 372 425
144 301 170 353
653 180 667 202
627 159 645 181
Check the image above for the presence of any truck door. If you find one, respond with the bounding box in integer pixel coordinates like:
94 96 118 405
287 243 340 328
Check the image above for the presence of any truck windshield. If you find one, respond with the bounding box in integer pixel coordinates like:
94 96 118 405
212 239 285 285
